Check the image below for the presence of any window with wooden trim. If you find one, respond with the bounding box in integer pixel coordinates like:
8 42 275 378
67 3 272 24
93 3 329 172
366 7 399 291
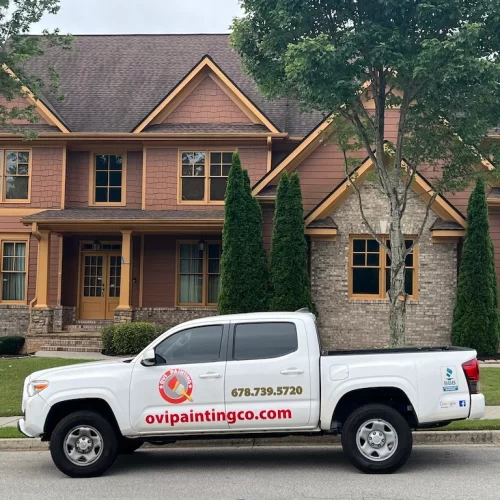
93 154 124 204
2 151 30 201
178 242 222 306
180 151 233 203
350 236 417 299
1 241 27 302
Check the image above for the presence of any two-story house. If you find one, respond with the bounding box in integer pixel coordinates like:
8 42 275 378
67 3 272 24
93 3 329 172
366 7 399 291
0 35 497 353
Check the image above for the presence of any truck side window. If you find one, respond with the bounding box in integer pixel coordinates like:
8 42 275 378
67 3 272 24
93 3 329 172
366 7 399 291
155 325 223 365
232 322 298 361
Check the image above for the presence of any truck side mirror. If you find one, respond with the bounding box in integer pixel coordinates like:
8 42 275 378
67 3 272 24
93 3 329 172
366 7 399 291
141 348 156 367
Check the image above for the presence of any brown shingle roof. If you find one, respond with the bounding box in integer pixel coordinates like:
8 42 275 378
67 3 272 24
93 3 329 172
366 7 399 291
306 216 338 229
22 35 323 135
23 208 225 222
488 187 500 199
143 123 270 134
430 219 464 231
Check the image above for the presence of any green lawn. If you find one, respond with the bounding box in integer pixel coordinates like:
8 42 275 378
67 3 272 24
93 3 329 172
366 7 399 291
480 368 500 406
426 419 500 431
0 357 92 417
0 427 24 438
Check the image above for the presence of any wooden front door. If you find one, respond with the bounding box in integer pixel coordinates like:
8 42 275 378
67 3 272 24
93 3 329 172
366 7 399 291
80 253 121 320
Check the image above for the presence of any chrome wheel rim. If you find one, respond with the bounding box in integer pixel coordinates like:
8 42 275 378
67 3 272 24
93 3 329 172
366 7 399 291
63 425 103 467
356 419 398 462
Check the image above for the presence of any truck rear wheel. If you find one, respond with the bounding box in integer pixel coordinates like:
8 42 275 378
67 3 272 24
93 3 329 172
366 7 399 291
50 410 119 478
341 404 412 474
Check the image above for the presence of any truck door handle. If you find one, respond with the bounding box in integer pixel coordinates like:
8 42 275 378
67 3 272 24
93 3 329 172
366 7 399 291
199 372 222 379
280 368 304 375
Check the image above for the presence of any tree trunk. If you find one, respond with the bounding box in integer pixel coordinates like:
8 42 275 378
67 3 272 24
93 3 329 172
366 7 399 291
387 199 407 347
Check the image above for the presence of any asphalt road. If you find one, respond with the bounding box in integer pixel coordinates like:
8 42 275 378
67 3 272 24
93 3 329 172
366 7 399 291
1 445 500 500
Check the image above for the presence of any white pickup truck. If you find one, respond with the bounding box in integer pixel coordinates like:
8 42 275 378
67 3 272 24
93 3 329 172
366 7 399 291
19 311 485 478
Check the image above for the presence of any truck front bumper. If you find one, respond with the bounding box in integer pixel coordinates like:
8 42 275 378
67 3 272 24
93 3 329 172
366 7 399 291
18 394 51 438
469 393 486 420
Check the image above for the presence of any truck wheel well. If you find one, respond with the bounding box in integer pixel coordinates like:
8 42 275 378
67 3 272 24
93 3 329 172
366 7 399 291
332 387 418 429
43 398 121 440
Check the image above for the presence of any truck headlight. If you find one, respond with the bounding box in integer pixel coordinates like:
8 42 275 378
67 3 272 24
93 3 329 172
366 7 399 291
27 381 49 397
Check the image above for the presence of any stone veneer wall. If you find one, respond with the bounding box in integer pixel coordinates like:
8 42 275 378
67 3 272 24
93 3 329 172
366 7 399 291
311 182 458 350
133 307 218 329
0 305 30 337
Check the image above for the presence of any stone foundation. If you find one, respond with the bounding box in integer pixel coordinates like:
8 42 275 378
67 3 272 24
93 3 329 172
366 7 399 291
114 309 134 323
133 307 218 329
0 305 30 338
53 306 76 331
29 307 54 335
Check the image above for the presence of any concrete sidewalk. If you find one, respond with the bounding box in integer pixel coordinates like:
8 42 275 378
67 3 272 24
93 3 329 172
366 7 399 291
34 351 128 361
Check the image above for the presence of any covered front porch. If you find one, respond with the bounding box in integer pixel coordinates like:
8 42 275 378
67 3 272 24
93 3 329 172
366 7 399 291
23 209 224 335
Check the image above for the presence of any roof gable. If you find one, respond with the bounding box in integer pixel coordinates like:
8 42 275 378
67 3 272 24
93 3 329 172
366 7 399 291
304 155 467 229
133 55 280 134
2 66 70 133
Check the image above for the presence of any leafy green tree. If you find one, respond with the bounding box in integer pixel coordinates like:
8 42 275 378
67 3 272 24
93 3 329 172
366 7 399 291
0 1 72 137
270 172 313 312
218 152 268 314
232 0 500 345
452 178 499 355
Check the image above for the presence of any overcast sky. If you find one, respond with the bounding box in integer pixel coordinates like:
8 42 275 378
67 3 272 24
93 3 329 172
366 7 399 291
32 0 243 34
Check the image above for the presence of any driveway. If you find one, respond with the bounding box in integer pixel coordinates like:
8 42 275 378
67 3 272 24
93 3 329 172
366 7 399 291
1 445 499 499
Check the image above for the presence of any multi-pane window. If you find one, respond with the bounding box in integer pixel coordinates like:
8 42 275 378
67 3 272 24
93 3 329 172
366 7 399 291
181 152 206 201
2 241 27 302
209 152 232 201
94 154 123 204
178 242 222 305
180 151 233 202
350 237 417 299
4 151 30 200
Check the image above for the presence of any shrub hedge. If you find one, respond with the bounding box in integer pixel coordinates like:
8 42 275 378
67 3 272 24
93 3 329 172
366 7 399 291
101 322 162 356
0 336 25 355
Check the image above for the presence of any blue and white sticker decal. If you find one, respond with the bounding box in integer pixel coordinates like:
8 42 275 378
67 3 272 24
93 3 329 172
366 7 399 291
459 400 467 408
441 366 459 392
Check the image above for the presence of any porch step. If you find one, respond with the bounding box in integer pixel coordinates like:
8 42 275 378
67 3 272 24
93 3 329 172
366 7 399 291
37 332 103 353
40 346 103 353
64 320 113 332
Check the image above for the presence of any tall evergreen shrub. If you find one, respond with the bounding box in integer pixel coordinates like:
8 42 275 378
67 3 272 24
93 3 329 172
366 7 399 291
452 177 500 355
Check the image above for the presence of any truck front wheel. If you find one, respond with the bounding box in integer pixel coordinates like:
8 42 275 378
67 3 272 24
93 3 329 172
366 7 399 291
341 404 412 474
50 411 119 478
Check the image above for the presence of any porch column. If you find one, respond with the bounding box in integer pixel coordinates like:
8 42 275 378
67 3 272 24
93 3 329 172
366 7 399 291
117 230 132 310
35 230 51 308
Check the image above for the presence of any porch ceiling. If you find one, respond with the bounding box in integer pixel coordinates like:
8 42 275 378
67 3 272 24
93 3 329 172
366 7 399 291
22 208 224 233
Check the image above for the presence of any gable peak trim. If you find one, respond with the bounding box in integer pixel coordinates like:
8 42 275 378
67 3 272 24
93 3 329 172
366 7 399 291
132 55 280 134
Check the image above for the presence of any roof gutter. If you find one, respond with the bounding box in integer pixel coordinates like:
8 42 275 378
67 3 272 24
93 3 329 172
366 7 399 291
0 132 288 141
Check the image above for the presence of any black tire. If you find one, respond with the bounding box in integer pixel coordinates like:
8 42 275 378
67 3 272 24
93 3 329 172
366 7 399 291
119 438 143 454
341 403 413 474
50 410 119 478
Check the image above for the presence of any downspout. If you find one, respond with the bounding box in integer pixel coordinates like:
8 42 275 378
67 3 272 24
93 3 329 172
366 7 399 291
28 223 41 332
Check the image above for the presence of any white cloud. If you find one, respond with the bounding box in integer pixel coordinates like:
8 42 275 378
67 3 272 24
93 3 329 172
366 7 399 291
32 0 243 34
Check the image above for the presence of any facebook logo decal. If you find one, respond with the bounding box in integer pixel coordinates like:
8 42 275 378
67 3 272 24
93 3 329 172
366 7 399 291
459 400 467 407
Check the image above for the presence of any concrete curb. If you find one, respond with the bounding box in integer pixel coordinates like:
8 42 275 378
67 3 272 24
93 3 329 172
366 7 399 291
1 431 499 451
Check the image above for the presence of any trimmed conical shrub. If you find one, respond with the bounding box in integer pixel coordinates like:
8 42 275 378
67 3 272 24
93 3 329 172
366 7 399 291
218 152 268 314
269 171 313 312
452 177 499 355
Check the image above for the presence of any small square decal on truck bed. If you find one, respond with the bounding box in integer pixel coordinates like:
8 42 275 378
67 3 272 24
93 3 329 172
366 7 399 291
441 366 459 392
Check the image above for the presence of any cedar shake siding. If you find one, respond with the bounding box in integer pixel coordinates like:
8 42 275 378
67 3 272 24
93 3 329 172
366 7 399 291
0 96 49 126
127 152 143 209
65 151 90 208
142 235 176 308
145 146 267 209
164 76 253 124
0 147 63 209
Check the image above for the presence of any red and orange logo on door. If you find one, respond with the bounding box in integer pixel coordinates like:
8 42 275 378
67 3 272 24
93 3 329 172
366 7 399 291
158 369 194 404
